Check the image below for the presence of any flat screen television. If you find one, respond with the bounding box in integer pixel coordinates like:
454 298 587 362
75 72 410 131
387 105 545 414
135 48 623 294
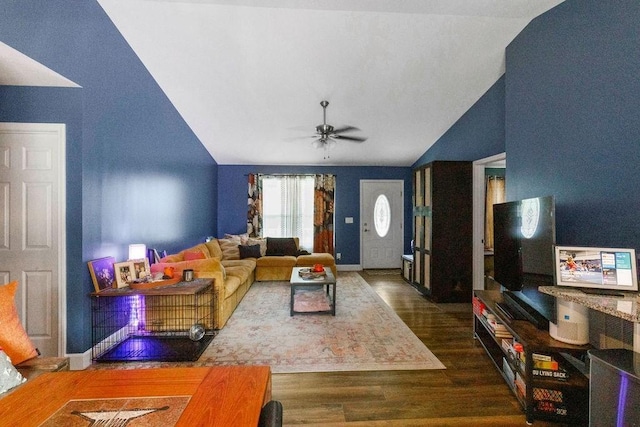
493 196 557 328
554 246 639 294
493 196 556 290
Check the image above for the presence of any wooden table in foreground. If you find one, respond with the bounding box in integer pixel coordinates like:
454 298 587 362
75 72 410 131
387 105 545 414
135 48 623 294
0 365 271 426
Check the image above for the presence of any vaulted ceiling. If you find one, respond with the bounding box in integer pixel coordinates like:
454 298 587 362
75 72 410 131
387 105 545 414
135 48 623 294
3 1 565 166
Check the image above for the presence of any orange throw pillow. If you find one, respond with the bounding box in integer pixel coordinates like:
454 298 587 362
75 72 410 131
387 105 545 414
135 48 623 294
0 281 39 364
184 251 206 261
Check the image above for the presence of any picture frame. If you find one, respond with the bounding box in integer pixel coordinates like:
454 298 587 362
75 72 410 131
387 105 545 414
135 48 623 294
129 258 151 280
87 257 116 293
114 261 135 288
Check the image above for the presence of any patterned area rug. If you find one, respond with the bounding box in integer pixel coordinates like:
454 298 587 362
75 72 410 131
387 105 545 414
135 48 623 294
200 272 444 373
91 272 445 373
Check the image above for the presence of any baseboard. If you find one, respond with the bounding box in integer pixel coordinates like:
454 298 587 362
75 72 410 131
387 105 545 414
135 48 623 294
337 264 361 271
68 349 92 370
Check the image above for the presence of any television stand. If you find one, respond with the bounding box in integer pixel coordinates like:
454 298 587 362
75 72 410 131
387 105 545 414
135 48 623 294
502 291 549 330
495 302 527 321
473 290 590 425
579 288 625 297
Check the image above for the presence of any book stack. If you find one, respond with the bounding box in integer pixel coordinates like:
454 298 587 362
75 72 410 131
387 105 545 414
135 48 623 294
485 313 513 339
472 296 485 317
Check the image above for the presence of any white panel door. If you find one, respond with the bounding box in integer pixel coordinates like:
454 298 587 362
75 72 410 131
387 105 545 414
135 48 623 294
0 123 66 357
360 180 404 269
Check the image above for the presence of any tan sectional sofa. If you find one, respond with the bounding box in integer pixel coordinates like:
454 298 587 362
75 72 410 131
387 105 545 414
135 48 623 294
150 238 336 329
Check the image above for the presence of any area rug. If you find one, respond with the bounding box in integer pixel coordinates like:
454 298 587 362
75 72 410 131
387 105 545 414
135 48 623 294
199 272 445 373
90 272 445 373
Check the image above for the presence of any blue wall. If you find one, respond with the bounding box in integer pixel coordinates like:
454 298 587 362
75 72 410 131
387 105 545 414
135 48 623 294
505 0 640 248
218 165 413 265
0 1 218 353
416 0 640 251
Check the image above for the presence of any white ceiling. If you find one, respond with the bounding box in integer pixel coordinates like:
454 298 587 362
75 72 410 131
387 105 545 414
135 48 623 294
2 1 564 166
0 42 79 87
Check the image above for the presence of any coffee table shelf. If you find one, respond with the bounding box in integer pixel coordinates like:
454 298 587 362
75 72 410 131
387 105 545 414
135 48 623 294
290 267 336 316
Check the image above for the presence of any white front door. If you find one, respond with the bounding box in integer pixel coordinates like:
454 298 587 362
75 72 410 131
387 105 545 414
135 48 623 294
360 180 404 269
0 123 66 357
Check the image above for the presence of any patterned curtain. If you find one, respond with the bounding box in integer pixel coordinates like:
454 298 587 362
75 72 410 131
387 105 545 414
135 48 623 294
313 174 335 254
247 173 262 237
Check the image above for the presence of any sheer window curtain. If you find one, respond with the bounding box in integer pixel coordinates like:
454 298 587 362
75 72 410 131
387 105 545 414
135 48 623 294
484 176 505 251
247 173 335 254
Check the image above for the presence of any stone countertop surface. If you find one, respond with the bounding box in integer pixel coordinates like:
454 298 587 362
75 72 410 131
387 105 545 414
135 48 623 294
539 286 640 323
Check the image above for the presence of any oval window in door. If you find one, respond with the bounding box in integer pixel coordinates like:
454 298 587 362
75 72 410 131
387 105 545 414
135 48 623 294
374 194 391 237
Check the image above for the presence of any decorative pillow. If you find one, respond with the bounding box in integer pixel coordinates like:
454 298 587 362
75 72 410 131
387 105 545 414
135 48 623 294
0 349 26 394
247 237 267 257
266 237 298 256
184 251 206 261
239 244 262 259
204 239 223 260
224 233 249 245
0 282 39 365
218 239 240 260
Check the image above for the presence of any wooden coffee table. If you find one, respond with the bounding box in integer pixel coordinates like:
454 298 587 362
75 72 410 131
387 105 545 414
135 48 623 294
290 266 336 316
0 366 271 426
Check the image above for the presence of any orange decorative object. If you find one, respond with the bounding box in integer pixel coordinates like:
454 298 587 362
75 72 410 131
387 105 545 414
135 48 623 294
313 264 324 272
163 266 175 278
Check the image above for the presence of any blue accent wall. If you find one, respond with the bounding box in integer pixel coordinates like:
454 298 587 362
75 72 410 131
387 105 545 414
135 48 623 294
0 1 218 353
505 0 640 248
417 0 640 251
218 165 412 265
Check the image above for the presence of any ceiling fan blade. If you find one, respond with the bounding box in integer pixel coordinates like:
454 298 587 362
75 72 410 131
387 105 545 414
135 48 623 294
284 134 318 142
332 125 360 134
333 134 367 142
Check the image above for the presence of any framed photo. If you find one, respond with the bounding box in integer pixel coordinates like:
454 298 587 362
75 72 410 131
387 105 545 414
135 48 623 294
87 257 116 293
130 258 151 280
114 261 135 288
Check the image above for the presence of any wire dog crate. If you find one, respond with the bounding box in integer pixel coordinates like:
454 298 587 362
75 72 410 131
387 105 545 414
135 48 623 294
91 279 215 362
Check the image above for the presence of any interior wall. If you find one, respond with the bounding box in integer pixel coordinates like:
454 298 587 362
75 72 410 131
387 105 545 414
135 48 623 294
217 165 413 266
505 0 640 249
413 76 506 168
0 1 218 353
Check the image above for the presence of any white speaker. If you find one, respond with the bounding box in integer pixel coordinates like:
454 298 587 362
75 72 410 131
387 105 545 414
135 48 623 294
549 299 589 345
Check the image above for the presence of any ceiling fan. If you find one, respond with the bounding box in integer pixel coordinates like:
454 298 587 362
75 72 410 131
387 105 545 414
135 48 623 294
304 100 367 149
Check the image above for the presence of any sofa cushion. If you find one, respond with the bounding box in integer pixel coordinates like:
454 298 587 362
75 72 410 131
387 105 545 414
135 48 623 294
296 253 335 266
0 282 39 365
266 237 298 256
224 233 249 245
224 265 253 285
218 239 240 260
223 275 242 299
204 239 223 260
247 237 267 256
256 255 297 268
239 244 261 259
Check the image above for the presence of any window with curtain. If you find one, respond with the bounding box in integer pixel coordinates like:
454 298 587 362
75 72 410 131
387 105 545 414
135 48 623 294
247 173 335 254
261 175 315 251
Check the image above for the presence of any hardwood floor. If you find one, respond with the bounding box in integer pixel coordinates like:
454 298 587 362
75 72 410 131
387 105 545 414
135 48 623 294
271 271 562 426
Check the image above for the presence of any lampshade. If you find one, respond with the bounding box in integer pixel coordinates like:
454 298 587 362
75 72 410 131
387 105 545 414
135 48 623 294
128 243 147 260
